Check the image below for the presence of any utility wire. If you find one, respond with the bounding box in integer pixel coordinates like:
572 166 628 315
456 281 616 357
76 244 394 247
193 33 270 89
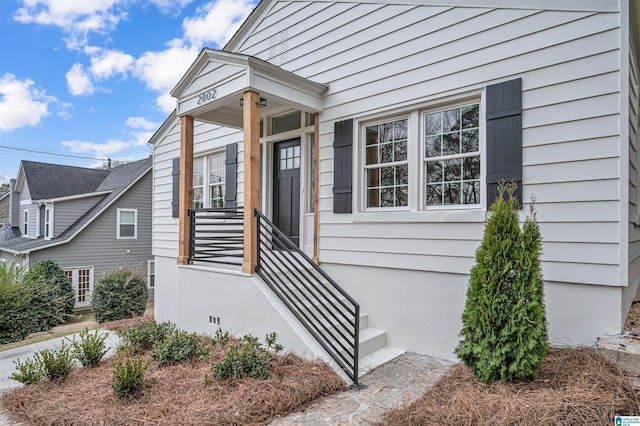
0 145 109 161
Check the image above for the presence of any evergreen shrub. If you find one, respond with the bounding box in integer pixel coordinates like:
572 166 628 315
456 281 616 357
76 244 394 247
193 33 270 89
92 268 147 323
455 182 549 383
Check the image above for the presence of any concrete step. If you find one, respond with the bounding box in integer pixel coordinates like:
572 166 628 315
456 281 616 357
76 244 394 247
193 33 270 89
358 346 406 377
358 327 387 359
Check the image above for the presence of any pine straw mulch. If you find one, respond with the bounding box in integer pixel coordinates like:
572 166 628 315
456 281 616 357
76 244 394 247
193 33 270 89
1 330 346 425
380 347 640 426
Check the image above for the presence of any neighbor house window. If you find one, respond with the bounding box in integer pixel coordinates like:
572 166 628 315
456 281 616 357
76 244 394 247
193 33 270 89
192 152 226 209
117 208 137 239
193 158 204 209
64 267 94 306
23 210 28 236
424 104 480 206
44 206 53 239
364 118 408 208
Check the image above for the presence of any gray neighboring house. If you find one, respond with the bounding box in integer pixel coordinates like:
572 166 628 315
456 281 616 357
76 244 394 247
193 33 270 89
0 191 9 226
0 158 153 307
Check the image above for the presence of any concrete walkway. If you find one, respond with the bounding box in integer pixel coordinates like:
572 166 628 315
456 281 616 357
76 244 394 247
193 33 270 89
271 352 453 425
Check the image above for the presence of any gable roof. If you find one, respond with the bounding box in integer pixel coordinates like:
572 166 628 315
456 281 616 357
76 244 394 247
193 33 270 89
0 157 152 255
20 161 111 201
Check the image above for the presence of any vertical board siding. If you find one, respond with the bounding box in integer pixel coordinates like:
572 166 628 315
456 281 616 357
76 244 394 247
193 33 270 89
29 172 153 284
152 2 623 287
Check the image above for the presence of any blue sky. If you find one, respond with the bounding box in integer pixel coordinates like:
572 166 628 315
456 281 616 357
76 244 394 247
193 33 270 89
0 0 257 182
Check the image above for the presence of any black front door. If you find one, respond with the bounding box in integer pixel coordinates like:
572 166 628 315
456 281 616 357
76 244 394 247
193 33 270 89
273 139 301 248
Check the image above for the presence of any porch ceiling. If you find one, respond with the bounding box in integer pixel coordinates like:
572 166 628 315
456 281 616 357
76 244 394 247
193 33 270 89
171 49 328 129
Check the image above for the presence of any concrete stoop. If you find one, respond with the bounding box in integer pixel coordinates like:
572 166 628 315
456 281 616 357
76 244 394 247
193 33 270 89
596 335 640 390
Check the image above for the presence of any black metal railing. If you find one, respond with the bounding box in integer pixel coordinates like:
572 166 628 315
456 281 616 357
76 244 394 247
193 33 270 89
188 207 244 266
254 208 360 385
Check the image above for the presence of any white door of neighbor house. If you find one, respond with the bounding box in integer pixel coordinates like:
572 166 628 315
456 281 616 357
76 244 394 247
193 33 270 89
64 267 94 308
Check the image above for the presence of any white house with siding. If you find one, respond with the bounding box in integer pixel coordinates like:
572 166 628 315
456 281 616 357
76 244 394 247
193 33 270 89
151 0 640 382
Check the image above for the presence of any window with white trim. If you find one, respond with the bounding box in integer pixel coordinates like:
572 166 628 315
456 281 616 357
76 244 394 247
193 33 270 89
192 152 225 209
23 210 28 236
360 101 481 211
44 205 53 239
117 208 137 239
424 104 480 206
147 260 155 289
364 118 408 208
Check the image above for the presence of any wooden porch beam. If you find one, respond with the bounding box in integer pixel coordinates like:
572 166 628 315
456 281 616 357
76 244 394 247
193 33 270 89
242 90 261 274
312 112 320 265
177 114 194 265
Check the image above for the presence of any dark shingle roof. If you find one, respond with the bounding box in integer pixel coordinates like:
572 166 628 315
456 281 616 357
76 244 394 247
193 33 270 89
21 161 111 200
0 157 152 254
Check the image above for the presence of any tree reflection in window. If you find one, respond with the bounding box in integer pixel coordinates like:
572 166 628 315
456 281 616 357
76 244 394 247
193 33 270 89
425 104 480 206
365 118 408 208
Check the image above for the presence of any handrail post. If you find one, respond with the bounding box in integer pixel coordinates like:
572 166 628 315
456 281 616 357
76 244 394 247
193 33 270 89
255 208 261 273
353 304 360 386
188 209 195 262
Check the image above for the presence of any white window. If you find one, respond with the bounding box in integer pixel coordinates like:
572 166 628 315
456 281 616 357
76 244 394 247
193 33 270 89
424 104 480 206
117 208 137 239
64 267 94 307
23 210 28 236
364 118 409 208
193 158 204 209
147 260 155 289
360 101 481 212
192 152 226 209
44 205 53 239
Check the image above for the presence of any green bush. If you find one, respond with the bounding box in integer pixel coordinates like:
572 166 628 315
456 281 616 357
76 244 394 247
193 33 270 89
211 332 283 380
455 182 549 383
0 262 67 344
10 356 44 385
150 328 203 367
92 268 147 323
111 348 149 399
27 259 75 315
69 328 110 367
118 321 175 354
39 342 76 381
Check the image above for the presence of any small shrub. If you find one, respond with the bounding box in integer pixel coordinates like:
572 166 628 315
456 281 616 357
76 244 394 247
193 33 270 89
118 321 175 354
92 268 147 323
10 356 44 385
211 332 283 380
151 329 203 367
212 328 230 346
111 348 149 399
40 342 75 381
69 328 110 367
0 262 67 344
27 259 75 315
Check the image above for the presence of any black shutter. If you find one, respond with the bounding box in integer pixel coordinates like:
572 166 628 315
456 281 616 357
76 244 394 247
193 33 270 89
171 157 180 218
224 143 238 207
333 119 353 213
486 78 523 206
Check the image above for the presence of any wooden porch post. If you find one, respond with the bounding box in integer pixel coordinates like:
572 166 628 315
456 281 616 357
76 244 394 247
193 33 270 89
177 114 194 265
242 90 261 274
312 112 320 265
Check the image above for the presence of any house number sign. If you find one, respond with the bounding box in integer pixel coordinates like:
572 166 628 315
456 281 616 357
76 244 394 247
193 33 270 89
197 88 217 105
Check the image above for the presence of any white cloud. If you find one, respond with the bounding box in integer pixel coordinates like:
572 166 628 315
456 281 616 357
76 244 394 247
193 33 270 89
62 139 129 157
61 116 159 158
15 0 126 50
183 0 254 47
66 63 94 96
147 0 194 15
0 74 52 132
90 49 134 79
134 40 199 112
126 117 160 131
